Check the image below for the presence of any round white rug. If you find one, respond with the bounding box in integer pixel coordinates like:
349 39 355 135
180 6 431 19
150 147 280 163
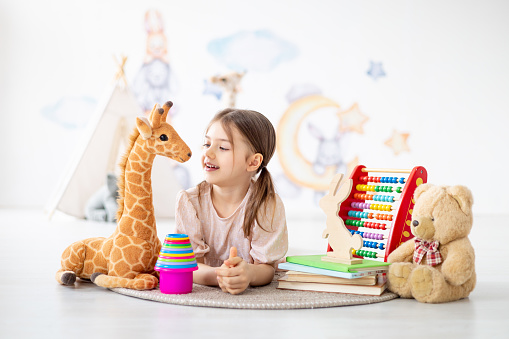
111 273 398 309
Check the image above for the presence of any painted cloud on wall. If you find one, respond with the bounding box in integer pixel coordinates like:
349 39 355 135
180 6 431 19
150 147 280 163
207 30 299 72
41 96 97 129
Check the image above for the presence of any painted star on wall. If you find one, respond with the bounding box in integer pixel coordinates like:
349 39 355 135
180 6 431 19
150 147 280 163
367 61 386 81
347 157 360 176
336 103 369 134
385 130 410 155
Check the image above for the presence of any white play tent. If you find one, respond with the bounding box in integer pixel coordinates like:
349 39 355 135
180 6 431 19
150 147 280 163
46 74 183 220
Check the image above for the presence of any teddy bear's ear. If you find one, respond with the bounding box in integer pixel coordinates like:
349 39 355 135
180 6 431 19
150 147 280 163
413 183 432 202
446 185 474 215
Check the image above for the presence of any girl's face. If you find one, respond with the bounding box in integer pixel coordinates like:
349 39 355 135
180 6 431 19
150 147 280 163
202 121 254 188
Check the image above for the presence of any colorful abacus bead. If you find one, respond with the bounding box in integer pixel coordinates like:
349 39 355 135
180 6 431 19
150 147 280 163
364 241 381 249
369 222 386 230
374 213 393 221
364 232 384 240
347 219 362 227
355 249 378 259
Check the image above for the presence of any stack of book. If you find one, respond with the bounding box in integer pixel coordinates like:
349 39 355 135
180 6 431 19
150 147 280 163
277 255 390 296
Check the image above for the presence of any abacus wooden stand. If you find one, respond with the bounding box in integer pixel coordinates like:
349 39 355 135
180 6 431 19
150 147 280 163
319 173 364 265
321 255 363 265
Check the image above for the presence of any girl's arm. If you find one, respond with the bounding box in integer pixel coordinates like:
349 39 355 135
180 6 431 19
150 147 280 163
247 262 275 286
193 257 220 286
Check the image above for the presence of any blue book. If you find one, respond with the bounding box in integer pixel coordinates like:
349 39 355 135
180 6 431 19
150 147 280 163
280 255 390 279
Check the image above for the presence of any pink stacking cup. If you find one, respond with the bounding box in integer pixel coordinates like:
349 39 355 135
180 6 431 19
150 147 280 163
155 234 198 294
159 270 194 294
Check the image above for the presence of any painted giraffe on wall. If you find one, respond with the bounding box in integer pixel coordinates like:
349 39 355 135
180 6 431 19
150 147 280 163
55 101 192 290
210 71 245 108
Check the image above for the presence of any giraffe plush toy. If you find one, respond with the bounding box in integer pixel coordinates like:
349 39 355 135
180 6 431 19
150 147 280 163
55 101 192 290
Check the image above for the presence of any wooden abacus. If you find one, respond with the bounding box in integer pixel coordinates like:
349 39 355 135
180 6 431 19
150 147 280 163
326 165 427 262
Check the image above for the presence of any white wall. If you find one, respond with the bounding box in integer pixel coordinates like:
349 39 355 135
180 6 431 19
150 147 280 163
1 0 508 217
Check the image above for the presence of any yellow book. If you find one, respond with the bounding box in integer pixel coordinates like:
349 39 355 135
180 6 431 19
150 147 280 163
277 275 387 296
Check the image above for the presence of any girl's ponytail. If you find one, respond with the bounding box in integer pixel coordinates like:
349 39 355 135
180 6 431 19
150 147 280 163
243 166 276 237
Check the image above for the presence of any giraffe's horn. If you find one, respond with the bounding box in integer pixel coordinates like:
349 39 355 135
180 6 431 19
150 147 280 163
151 107 164 129
148 103 159 123
161 101 173 122
150 101 172 128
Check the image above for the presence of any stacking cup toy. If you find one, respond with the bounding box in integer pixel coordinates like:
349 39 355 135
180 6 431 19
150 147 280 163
155 234 198 294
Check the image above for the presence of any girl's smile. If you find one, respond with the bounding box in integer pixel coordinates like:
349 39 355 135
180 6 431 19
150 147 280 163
204 162 220 171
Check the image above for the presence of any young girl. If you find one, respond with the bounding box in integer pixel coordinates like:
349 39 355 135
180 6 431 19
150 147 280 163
175 108 288 295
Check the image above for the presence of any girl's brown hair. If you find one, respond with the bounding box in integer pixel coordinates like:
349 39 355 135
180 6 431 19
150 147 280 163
199 108 277 237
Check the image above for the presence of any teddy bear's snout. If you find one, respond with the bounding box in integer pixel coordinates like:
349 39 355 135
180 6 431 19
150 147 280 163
411 217 435 239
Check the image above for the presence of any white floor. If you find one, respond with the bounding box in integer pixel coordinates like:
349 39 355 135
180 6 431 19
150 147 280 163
0 209 508 339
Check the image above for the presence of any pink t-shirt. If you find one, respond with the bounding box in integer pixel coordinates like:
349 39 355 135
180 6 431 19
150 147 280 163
175 181 288 268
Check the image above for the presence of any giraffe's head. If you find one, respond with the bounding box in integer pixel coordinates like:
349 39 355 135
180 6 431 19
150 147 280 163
136 101 192 163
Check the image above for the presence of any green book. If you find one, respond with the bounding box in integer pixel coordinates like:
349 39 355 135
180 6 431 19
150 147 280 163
286 255 390 273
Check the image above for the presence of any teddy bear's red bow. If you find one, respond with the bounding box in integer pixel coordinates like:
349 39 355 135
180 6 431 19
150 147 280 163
413 238 442 266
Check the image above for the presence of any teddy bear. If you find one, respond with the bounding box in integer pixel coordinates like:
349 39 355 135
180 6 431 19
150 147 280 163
84 173 119 222
387 184 476 303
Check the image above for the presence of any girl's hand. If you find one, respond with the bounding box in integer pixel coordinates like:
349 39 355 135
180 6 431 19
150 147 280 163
216 247 251 295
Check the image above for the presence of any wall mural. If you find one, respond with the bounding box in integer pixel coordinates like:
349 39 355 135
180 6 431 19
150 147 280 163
204 30 299 107
202 31 409 204
40 56 127 130
385 130 410 155
205 71 246 108
275 85 365 202
365 61 410 155
207 30 299 73
367 61 386 81
133 9 189 190
133 9 178 119
43 16 410 212
41 96 97 129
